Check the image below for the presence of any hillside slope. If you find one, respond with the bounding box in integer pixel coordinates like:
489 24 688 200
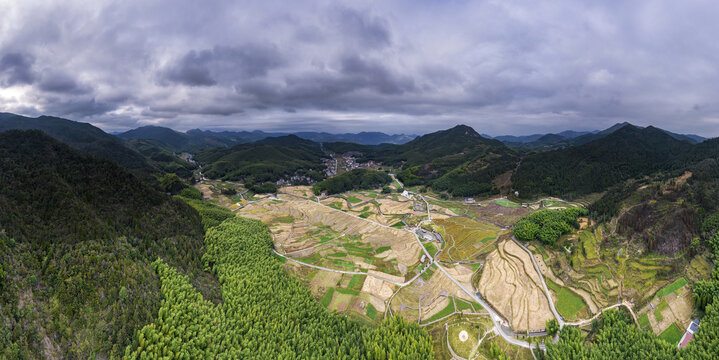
195 135 328 183
0 113 151 171
512 125 694 198
0 130 217 359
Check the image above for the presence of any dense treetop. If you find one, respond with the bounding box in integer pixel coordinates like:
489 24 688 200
0 129 215 359
312 169 392 195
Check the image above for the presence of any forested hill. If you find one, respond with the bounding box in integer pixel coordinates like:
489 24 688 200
118 125 237 152
511 124 696 198
368 125 518 196
0 129 216 359
195 135 327 183
0 112 152 171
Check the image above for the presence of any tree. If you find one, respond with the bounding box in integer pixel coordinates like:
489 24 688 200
546 319 559 336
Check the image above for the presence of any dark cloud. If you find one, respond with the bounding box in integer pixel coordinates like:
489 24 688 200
0 1 718 136
0 53 36 86
42 97 117 117
334 7 391 49
160 50 217 86
159 44 284 86
38 72 91 94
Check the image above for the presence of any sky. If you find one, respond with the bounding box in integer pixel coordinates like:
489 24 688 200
1 0 718 137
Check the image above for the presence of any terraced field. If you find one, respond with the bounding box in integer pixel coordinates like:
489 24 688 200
477 240 555 331
433 217 502 262
239 196 423 278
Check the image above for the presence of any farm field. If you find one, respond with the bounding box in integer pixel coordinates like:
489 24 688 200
238 194 423 279
546 278 588 320
658 323 683 345
432 217 502 262
637 279 695 336
477 240 555 331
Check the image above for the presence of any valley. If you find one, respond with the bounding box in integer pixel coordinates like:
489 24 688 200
2 116 719 359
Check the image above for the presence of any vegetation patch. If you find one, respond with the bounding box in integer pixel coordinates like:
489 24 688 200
494 199 520 208
546 278 587 320
423 242 438 257
425 297 455 322
346 195 363 204
366 303 378 320
658 323 683 345
320 287 336 308
656 277 687 298
513 207 588 245
638 313 651 329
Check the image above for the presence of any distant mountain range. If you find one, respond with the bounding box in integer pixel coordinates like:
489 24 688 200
487 122 706 151
117 126 417 151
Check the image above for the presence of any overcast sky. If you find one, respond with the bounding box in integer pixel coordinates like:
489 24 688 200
1 0 718 136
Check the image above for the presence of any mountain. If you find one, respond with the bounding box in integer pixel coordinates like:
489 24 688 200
0 130 217 358
0 113 152 171
493 130 593 144
294 131 416 145
495 124 705 151
195 135 328 183
358 125 519 196
135 128 417 147
124 139 197 178
493 134 547 143
512 124 695 198
118 126 237 151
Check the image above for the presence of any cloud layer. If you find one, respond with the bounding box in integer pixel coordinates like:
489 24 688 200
1 0 718 136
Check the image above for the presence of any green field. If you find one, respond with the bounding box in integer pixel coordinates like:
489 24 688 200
359 211 373 218
320 288 335 308
658 323 683 345
421 264 437 281
391 221 404 228
579 230 598 259
638 313 650 329
455 299 474 312
654 309 663 322
493 199 520 208
423 242 438 257
335 287 360 296
656 277 687 298
366 303 377 320
425 297 455 322
375 246 391 254
546 278 587 319
346 195 362 204
348 274 365 290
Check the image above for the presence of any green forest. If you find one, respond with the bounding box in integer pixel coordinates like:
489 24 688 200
312 169 392 195
0 130 218 359
514 208 588 245
195 135 326 184
124 215 434 359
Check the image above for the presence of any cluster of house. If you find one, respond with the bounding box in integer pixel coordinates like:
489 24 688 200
275 174 318 186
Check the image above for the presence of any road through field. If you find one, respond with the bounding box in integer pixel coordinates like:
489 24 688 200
511 235 565 327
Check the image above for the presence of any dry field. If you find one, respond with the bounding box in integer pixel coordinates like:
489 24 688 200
390 270 475 323
239 197 423 274
477 240 555 331
433 217 502 262
280 185 314 199
468 202 531 227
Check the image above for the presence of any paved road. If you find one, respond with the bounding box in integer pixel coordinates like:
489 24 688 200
273 249 431 287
